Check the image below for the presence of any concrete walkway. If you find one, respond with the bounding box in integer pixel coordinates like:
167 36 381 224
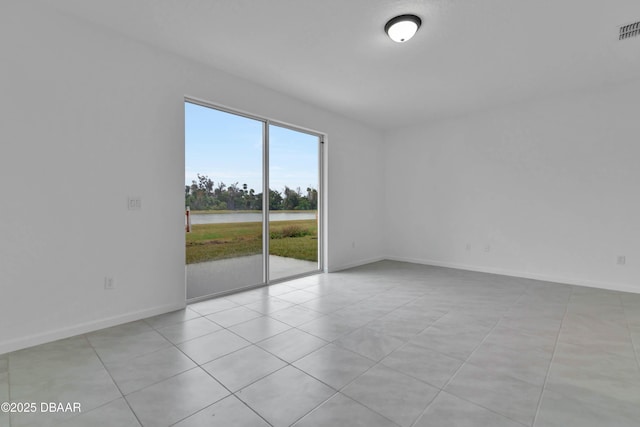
186 255 318 299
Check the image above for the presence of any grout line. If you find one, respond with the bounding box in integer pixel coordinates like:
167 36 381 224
85 334 145 427
286 289 445 426
298 347 407 427
439 307 515 390
198 365 278 427
531 284 573 427
229 396 275 427
5 354 11 427
409 286 535 427
620 298 640 373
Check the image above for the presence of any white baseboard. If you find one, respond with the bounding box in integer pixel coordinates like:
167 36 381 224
385 256 640 295
327 256 386 273
0 302 186 355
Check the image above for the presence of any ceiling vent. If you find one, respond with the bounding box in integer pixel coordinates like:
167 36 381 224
619 21 640 40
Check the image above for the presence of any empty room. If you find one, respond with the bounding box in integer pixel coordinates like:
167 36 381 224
1 1 639 426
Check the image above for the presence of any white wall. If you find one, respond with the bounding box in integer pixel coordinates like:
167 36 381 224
385 79 640 293
0 1 385 354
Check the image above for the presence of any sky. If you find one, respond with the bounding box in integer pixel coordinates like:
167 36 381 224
185 102 319 194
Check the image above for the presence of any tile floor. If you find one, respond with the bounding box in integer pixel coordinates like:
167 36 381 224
2 260 640 426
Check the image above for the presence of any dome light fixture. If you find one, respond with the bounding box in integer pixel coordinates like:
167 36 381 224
385 14 422 43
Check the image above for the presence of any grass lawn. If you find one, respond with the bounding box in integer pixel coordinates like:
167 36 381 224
186 219 317 264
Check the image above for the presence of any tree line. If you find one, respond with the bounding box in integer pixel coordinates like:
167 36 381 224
185 174 318 211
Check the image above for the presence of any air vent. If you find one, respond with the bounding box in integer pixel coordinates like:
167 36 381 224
619 21 640 40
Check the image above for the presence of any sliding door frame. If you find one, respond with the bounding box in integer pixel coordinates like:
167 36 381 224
185 96 324 291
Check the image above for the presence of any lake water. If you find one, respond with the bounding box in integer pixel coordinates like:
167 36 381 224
189 211 316 225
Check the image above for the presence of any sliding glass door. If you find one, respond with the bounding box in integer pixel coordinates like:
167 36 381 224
185 100 322 300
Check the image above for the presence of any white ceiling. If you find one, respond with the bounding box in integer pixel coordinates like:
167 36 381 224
43 0 640 130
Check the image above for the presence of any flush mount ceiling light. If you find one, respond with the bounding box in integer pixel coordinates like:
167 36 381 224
385 14 422 43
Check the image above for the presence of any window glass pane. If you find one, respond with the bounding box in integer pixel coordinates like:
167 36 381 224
268 124 320 281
